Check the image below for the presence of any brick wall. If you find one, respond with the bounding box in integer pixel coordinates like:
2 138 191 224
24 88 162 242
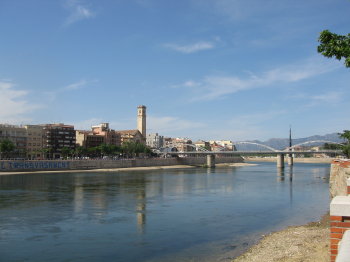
330 212 350 261
330 159 350 261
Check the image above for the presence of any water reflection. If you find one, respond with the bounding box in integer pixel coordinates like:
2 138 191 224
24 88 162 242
277 168 285 182
0 163 331 262
136 189 146 234
288 166 293 206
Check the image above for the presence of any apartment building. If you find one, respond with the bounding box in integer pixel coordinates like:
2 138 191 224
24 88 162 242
209 140 236 151
171 138 193 152
76 130 105 148
194 140 211 151
0 124 27 157
43 123 76 159
146 133 164 149
24 125 44 159
91 123 121 146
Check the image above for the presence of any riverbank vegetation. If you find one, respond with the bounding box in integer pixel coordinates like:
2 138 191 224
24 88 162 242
0 139 15 158
338 130 350 158
60 141 153 159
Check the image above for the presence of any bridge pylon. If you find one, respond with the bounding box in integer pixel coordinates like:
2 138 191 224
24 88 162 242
206 155 215 168
277 154 285 168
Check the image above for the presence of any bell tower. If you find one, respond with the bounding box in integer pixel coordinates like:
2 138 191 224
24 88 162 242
137 105 146 138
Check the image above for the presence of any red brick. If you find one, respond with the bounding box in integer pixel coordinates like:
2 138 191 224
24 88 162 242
330 239 340 245
331 216 342 221
331 233 343 239
331 222 350 227
331 249 338 255
331 227 344 233
330 244 338 250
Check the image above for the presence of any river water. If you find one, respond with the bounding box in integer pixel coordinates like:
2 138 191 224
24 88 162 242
0 162 330 262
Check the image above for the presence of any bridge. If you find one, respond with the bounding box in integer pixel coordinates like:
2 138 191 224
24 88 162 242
160 139 343 168
168 150 341 168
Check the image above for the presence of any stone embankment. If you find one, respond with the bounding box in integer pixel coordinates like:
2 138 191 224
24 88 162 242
0 156 243 173
329 159 350 198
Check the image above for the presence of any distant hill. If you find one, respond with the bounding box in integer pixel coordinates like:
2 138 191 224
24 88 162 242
236 133 345 151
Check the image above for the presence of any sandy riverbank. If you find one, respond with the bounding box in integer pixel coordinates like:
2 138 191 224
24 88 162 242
0 162 253 176
233 214 330 262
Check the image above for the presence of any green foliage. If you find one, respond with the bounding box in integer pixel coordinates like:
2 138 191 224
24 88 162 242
121 141 151 156
0 139 16 158
73 142 151 158
40 148 53 159
343 145 350 159
323 143 343 150
338 130 350 158
318 30 350 67
75 146 87 157
61 147 73 159
339 130 350 142
99 144 121 156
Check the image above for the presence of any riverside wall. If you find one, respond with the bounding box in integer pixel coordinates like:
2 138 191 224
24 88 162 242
329 159 350 198
0 156 244 172
328 160 350 261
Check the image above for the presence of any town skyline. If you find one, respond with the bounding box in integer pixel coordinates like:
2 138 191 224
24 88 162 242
1 0 350 141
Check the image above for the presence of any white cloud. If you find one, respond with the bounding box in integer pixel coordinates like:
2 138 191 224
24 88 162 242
164 41 215 54
0 80 42 123
177 57 340 101
64 0 95 26
64 79 90 90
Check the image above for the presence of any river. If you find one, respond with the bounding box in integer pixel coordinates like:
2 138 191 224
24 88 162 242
0 162 330 262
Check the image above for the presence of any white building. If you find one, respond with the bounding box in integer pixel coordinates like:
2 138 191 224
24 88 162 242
209 140 236 151
146 133 164 149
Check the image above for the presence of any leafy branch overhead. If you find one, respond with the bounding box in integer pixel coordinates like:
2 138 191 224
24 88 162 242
318 30 350 67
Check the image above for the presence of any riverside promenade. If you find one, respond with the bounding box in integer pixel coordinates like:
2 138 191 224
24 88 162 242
0 156 243 173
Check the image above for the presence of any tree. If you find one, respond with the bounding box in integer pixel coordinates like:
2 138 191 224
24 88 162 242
0 139 16 159
121 141 151 157
318 30 350 67
40 148 53 159
75 146 87 157
323 143 343 150
339 130 350 141
339 130 350 158
61 147 72 159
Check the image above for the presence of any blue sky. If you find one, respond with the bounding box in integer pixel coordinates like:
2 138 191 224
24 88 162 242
1 0 350 141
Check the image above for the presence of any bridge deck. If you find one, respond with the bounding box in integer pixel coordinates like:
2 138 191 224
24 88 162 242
169 150 341 155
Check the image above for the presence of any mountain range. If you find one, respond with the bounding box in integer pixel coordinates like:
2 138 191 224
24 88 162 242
236 133 345 151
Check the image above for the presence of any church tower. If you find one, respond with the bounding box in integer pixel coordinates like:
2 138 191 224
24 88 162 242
137 105 146 138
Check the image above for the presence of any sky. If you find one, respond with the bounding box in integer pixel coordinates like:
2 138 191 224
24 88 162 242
1 0 350 141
